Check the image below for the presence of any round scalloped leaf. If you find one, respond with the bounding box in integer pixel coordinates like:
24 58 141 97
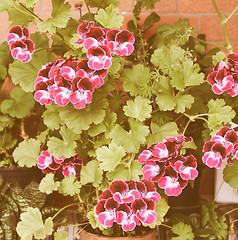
39 173 60 194
223 160 238 188
96 143 126 172
12 139 41 167
54 229 68 240
80 160 103 187
58 175 81 196
123 96 152 121
59 93 108 134
0 86 34 118
16 207 53 240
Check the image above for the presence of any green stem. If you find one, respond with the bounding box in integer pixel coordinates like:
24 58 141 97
213 179 224 202
224 5 238 23
211 0 233 52
224 207 238 216
97 0 105 11
160 223 172 229
182 113 208 135
83 0 91 14
192 37 228 50
52 202 80 220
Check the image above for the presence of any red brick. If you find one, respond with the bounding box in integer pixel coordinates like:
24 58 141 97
0 12 11 42
179 0 238 13
34 0 42 11
231 42 238 53
200 15 238 42
142 0 177 13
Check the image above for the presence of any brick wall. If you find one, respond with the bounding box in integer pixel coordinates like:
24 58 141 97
1 0 238 52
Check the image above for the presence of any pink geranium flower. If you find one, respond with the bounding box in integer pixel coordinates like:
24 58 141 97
172 155 198 180
10 39 35 63
202 126 238 168
109 180 140 204
37 150 61 174
7 26 35 63
95 180 160 231
107 29 135 56
96 198 118 227
87 45 112 70
158 166 188 196
6 25 30 45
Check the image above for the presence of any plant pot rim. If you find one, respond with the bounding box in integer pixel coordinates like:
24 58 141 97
79 227 157 239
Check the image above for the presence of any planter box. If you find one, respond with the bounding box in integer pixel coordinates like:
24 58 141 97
215 165 238 203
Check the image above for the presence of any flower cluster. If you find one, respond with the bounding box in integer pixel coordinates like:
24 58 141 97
207 53 238 96
34 56 107 109
34 21 135 109
76 21 135 70
37 150 83 177
6 25 35 63
95 180 160 231
202 126 238 168
138 135 198 196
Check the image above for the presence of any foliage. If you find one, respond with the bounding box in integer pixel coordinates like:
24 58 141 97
0 0 238 239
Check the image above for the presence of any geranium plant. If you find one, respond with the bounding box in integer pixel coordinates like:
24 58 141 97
1 0 238 239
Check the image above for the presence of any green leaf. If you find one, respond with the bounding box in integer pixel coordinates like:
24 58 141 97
0 41 12 66
43 104 64 130
121 64 151 96
223 159 238 188
87 210 107 231
106 160 142 181
8 6 34 27
59 175 81 196
80 160 103 187
170 59 204 91
0 65 7 80
87 0 120 8
8 48 54 92
0 86 34 118
39 173 60 194
175 94 194 113
155 77 176 111
143 12 160 29
109 119 150 153
52 0 71 28
16 207 53 240
151 45 186 74
171 222 194 240
88 111 117 138
108 56 125 77
47 126 78 158
123 96 152 121
0 114 14 131
154 19 197 47
54 229 68 240
96 143 126 172
141 0 161 10
13 139 41 167
147 122 179 145
207 99 236 129
212 51 226 66
37 19 55 34
0 0 14 12
94 4 124 29
25 0 38 8
37 0 71 34
59 92 108 134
